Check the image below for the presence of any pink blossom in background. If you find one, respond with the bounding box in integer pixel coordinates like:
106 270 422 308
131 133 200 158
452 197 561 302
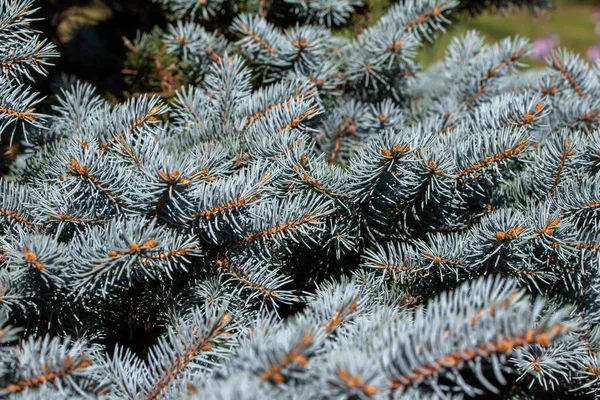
530 34 560 60
587 44 600 61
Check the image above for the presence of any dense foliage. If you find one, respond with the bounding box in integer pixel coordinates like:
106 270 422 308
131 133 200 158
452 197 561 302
2 0 600 399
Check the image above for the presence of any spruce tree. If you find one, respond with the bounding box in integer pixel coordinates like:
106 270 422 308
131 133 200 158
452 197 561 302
1 0 600 399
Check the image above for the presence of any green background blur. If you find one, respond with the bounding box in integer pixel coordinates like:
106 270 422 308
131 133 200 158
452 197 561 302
423 0 599 67
343 0 600 68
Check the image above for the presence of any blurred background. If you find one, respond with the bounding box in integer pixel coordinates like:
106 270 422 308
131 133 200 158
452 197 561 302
335 0 600 67
413 0 600 67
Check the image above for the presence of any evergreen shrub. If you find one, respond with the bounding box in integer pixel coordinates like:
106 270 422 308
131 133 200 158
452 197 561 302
1 0 600 398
